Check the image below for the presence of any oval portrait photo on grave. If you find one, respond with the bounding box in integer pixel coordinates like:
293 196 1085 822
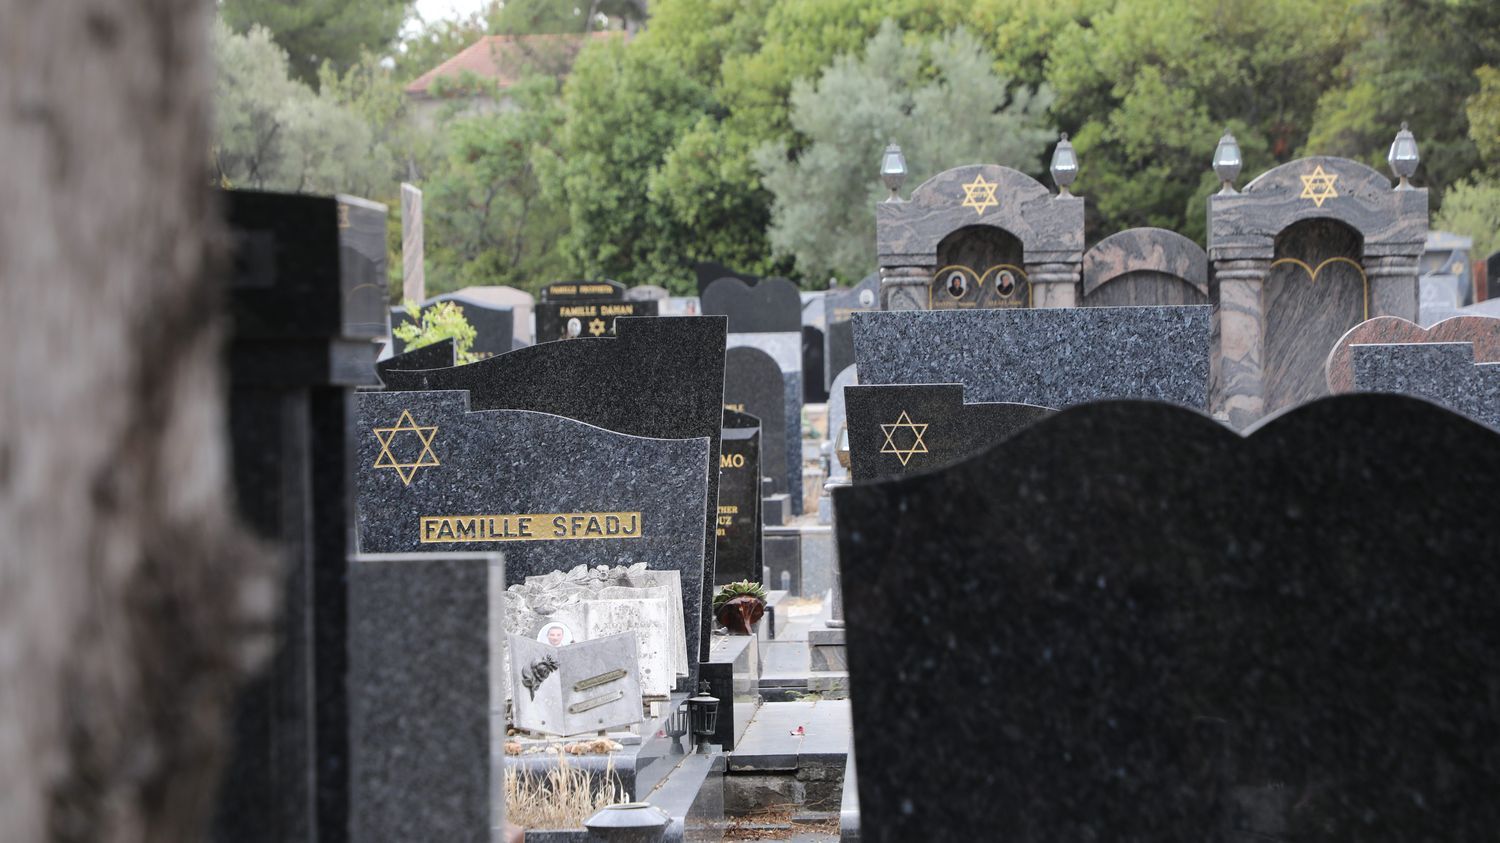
537 621 575 647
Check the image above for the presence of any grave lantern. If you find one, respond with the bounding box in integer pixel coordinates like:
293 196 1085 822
665 703 691 755
686 681 720 753
1050 133 1079 196
880 143 907 200
1213 131 1242 193
1388 122 1420 189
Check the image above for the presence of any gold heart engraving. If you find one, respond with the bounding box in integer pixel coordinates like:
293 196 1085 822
1269 256 1368 320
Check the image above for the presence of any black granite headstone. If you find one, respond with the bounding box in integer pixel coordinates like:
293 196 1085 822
692 261 759 295
843 384 1052 482
534 279 659 343
723 346 788 506
802 326 828 403
355 390 709 684
390 293 514 359
378 316 727 663
822 273 879 391
217 189 382 843
375 339 455 381
701 276 802 334
1486 250 1499 302
716 410 763 586
835 395 1500 841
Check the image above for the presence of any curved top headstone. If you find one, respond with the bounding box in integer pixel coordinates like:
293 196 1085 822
1209 155 1427 261
376 339 455 379
1082 228 1208 296
835 393 1500 842
693 261 760 295
701 276 803 333
1325 314 1500 393
876 164 1084 266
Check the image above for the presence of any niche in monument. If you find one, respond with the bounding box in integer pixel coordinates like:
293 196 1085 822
929 226 1028 310
1264 218 1367 412
1081 228 1208 307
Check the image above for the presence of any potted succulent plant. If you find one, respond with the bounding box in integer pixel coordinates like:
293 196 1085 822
713 581 767 635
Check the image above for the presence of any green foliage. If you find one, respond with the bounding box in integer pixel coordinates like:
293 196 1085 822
713 580 768 609
1468 66 1500 170
392 300 480 364
756 22 1054 282
222 0 411 85
1433 178 1500 260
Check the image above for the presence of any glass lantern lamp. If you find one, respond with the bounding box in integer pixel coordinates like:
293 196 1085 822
1049 133 1078 196
1388 122 1420 190
686 681 720 753
1213 131 1242 194
880 143 907 201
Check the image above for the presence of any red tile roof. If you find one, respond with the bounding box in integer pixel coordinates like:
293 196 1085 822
404 31 622 97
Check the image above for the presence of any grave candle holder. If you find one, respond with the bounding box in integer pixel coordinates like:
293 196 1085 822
1388 121 1420 189
1213 130 1241 194
1050 133 1078 196
686 681 720 754
880 143 907 200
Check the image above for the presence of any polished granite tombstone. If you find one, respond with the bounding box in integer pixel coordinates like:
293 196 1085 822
853 306 1210 409
1352 342 1500 430
803 326 828 403
701 276 802 333
1325 315 1500 393
534 279 659 343
724 346 790 510
348 552 498 843
716 410 763 586
823 273 879 391
336 195 391 338
378 316 726 663
843 384 1053 482
835 395 1500 841
376 338 455 380
391 293 514 359
356 390 709 686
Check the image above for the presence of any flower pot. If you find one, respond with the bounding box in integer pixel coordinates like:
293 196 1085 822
714 595 765 634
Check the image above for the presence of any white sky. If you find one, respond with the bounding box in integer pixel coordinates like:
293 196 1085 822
407 0 493 32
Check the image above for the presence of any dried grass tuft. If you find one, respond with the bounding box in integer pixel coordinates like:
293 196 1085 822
504 755 626 830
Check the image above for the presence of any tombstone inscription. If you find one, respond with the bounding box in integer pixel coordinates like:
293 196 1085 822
355 390 709 685
843 384 1053 482
378 316 727 663
509 632 644 736
535 279 659 342
836 394 1500 841
716 410 763 586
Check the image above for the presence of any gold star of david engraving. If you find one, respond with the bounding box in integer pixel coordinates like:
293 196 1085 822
1299 165 1339 208
588 318 607 336
960 174 999 215
372 409 440 485
879 410 930 467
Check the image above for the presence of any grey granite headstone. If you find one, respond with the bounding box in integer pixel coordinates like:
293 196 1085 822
377 316 726 664
1352 342 1500 430
355 390 709 686
724 346 792 513
836 394 1500 841
701 276 803 333
716 410 763 586
823 273 879 391
349 552 500 843
853 306 1211 409
844 383 1053 482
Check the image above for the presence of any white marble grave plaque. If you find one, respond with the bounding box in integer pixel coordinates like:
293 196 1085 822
508 632 642 736
584 597 673 698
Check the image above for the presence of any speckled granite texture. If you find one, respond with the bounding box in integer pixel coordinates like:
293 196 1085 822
852 306 1210 409
1352 342 1500 430
835 394 1500 841
843 383 1052 482
348 554 497 841
1326 315 1500 393
716 410 763 586
375 337 454 379
378 316 726 663
355 390 709 685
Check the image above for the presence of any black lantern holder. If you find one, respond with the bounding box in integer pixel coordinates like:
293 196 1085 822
686 681 720 754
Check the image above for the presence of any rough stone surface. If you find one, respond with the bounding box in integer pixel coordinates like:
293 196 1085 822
355 390 709 683
378 316 726 663
1352 342 1500 430
852 307 1210 409
702 276 803 333
1326 315 1500 393
348 554 495 842
835 395 1500 842
844 384 1053 482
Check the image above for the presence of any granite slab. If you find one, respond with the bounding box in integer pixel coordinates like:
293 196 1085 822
355 390 709 685
835 394 1500 841
727 334 804 515
724 346 791 510
1352 342 1500 430
823 274 879 392
852 306 1210 409
702 276 803 333
843 383 1053 482
717 410 764 586
376 338 455 380
377 316 726 663
1325 315 1500 393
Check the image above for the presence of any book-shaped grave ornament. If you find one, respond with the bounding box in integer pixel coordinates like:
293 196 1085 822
509 632 644 737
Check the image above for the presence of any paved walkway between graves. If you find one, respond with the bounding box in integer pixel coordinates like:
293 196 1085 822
730 700 851 769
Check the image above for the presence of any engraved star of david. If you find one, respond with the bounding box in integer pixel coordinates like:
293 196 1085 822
960 174 999 215
1299 165 1339 208
588 318 607 336
879 410 930 467
372 409 440 485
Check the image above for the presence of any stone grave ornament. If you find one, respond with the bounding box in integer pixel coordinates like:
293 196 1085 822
1080 228 1208 307
355 389 710 687
852 306 1211 410
508 632 644 736
835 394 1500 841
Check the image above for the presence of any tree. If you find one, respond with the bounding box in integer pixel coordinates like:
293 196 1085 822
1431 65 1500 259
0 0 273 838
755 22 1055 282
221 0 412 85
